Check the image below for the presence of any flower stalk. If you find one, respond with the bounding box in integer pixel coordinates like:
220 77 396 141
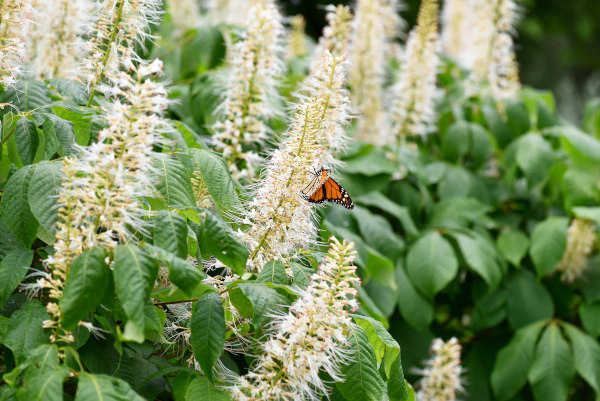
211 3 285 181
557 219 596 283
229 237 360 400
416 337 464 401
387 0 440 142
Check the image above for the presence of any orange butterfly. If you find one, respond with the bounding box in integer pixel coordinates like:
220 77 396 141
300 168 354 209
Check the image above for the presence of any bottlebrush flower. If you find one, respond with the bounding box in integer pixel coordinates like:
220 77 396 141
229 237 360 400
167 0 201 35
211 3 285 181
416 337 464 401
0 0 33 87
205 0 274 26
28 0 93 80
302 51 353 170
557 219 596 283
286 15 307 59
237 97 325 272
42 59 170 343
486 0 521 99
349 0 402 143
81 0 162 92
387 0 440 142
237 49 352 273
310 5 353 72
443 0 520 99
440 0 470 66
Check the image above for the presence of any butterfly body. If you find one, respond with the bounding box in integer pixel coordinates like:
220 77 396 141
300 168 354 209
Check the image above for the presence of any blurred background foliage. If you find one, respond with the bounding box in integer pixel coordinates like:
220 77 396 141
281 0 600 123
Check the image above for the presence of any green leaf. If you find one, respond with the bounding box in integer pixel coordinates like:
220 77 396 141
173 121 203 149
406 231 458 297
144 244 203 296
0 247 32 307
491 321 545 400
559 126 600 163
290 262 314 288
184 376 230 401
344 148 398 176
28 161 64 235
60 248 110 331
528 324 575 401
49 78 88 105
153 210 188 259
75 372 146 401
497 228 529 266
185 149 241 212
196 212 248 276
515 133 554 186
573 207 600 227
442 121 471 162
505 99 531 136
51 106 93 146
113 245 158 343
236 283 289 333
387 355 409 401
336 325 385 401
561 169 597 210
181 26 226 77
190 292 226 382
41 114 76 156
3 300 50 363
1 81 51 111
17 345 68 401
563 323 600 395
256 260 290 285
14 117 39 165
438 165 475 199
354 192 418 236
579 302 600 338
396 262 433 331
452 231 503 289
0 165 38 248
354 206 404 260
353 315 400 378
427 197 492 229
529 217 568 278
505 270 554 329
153 156 196 209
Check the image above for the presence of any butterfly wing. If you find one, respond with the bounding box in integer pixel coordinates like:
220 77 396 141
300 169 330 200
308 186 326 204
322 177 354 209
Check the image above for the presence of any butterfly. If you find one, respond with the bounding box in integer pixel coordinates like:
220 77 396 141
300 168 354 209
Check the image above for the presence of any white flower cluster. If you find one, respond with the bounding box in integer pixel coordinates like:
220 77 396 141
287 15 307 59
487 0 521 99
205 0 274 26
237 97 325 272
387 0 440 142
441 0 520 99
81 0 162 90
302 51 353 170
42 59 170 343
211 3 285 181
237 50 352 272
557 219 596 283
167 0 201 35
0 0 33 87
349 0 403 142
28 0 93 80
309 5 353 80
417 337 464 401
230 238 360 400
